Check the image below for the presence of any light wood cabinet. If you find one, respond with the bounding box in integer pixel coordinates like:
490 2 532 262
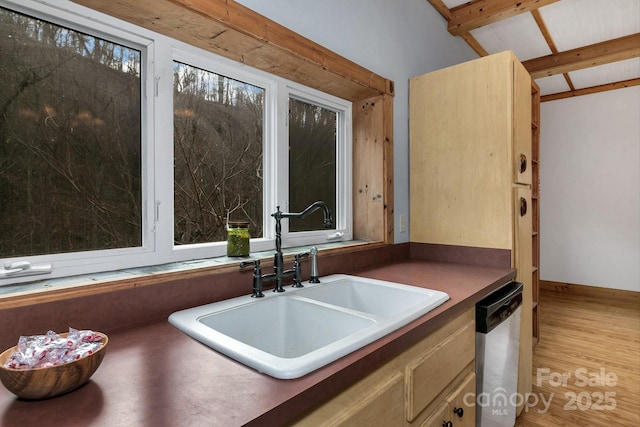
421 373 476 427
420 402 449 427
409 50 537 416
289 309 475 427
406 320 474 422
446 373 476 427
300 371 405 426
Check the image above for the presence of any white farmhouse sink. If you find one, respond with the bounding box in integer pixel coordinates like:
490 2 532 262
169 274 449 379
297 277 439 317
199 296 376 358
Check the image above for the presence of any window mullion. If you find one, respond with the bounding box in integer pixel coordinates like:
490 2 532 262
151 41 175 260
272 82 291 244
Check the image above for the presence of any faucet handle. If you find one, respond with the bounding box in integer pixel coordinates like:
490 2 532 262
292 252 309 288
240 260 264 298
239 260 259 269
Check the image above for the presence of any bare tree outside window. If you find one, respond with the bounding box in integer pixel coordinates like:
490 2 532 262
288 98 337 232
173 62 264 244
0 8 142 258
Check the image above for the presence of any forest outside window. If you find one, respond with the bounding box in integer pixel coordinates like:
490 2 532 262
0 7 142 257
0 0 352 284
170 52 351 256
288 98 337 233
173 61 265 246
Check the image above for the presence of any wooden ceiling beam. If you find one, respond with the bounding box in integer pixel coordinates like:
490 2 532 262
530 9 575 90
523 33 640 79
460 32 490 57
427 1 488 56
426 1 637 99
541 77 640 102
446 0 560 36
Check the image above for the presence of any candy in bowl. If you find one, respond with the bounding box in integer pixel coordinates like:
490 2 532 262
0 329 108 400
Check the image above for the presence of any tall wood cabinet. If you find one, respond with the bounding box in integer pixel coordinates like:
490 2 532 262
409 51 539 415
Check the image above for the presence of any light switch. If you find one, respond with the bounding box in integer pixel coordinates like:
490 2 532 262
399 214 407 233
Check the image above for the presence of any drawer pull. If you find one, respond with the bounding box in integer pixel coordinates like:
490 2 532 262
519 153 527 173
442 421 452 427
453 407 464 417
520 197 527 217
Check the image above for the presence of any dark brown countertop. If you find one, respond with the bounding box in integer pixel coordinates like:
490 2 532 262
0 260 514 427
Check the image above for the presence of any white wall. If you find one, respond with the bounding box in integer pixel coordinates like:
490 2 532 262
540 86 640 291
236 0 477 243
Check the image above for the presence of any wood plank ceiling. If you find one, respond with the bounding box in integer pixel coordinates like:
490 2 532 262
428 0 640 102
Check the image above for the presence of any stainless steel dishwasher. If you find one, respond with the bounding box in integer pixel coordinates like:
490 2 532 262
475 281 523 427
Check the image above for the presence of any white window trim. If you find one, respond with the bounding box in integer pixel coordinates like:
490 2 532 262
0 0 352 285
279 86 353 248
0 0 158 282
167 46 281 260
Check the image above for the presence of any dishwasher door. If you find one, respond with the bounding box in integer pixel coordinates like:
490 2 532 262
475 281 523 427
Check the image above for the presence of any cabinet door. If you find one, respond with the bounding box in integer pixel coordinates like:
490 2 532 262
409 51 516 250
334 372 404 426
512 60 532 186
291 371 404 426
406 321 475 421
420 402 449 427
419 373 476 427
446 373 476 427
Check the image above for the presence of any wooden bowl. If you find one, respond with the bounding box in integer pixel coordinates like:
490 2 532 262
0 332 108 400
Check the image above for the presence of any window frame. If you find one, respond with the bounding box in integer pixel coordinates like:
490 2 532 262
280 87 353 248
167 47 280 259
0 0 352 285
167 45 353 259
0 0 157 282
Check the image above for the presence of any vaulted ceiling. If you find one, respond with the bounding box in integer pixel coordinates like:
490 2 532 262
427 0 640 102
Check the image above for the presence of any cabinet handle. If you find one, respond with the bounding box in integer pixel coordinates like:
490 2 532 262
520 197 527 217
519 153 527 174
453 407 464 417
442 421 452 427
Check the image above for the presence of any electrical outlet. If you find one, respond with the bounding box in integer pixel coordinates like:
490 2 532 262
399 214 407 233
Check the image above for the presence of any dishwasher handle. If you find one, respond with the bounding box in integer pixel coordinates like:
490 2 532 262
476 281 523 334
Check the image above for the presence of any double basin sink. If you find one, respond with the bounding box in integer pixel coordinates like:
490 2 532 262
169 274 449 379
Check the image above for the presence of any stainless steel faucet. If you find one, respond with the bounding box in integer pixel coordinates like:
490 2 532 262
270 201 332 292
240 201 332 296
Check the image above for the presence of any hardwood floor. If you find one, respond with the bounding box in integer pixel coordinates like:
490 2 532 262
515 288 640 426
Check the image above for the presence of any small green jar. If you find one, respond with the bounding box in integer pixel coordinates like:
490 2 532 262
227 221 250 257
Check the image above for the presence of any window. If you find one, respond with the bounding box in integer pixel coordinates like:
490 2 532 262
0 6 142 257
0 0 351 285
173 62 265 245
288 97 337 232
281 91 352 247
